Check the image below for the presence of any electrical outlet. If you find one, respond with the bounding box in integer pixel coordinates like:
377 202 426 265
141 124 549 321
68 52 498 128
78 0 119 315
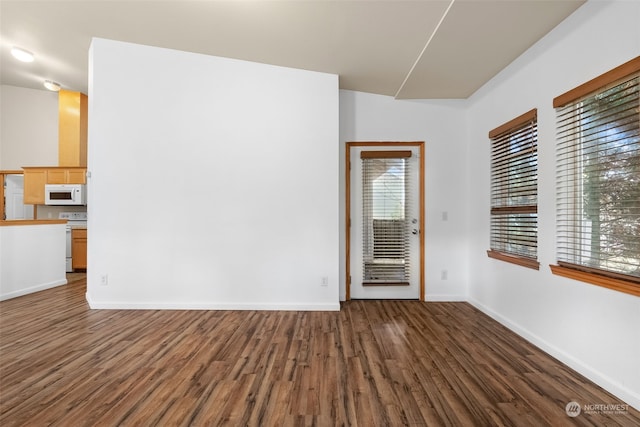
441 270 448 280
100 274 108 286
321 276 329 286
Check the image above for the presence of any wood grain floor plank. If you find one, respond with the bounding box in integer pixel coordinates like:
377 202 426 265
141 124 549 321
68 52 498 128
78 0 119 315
1 277 639 426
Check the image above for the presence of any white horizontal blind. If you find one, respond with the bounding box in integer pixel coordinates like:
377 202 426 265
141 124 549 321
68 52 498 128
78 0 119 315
489 110 538 260
556 73 640 282
361 152 412 284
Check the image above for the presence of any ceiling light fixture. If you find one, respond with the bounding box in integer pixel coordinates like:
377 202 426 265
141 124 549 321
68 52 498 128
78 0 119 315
43 80 61 92
11 46 35 62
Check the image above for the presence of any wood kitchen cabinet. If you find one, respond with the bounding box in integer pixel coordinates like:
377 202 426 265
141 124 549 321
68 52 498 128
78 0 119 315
23 168 48 205
46 167 86 184
22 167 86 204
58 90 88 168
72 228 87 270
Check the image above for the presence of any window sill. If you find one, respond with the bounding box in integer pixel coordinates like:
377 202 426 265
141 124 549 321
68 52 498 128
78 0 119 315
550 264 640 297
487 250 539 270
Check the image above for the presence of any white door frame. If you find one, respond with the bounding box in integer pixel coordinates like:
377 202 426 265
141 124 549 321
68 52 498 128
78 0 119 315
346 141 425 300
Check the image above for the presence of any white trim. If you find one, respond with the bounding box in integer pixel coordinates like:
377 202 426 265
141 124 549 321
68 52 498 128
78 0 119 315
424 294 467 302
468 297 640 411
0 279 67 301
85 293 339 311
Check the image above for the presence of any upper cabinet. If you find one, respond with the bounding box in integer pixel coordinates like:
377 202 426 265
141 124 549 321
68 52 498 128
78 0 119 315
46 168 86 185
23 167 86 204
23 168 47 205
58 90 88 168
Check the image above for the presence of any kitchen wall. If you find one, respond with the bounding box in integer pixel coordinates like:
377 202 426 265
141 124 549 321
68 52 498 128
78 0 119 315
86 38 340 310
36 205 87 220
0 85 58 169
465 0 640 409
339 92 468 301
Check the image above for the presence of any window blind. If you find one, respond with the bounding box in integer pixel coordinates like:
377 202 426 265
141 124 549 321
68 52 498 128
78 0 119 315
556 71 640 283
361 151 412 284
489 109 538 264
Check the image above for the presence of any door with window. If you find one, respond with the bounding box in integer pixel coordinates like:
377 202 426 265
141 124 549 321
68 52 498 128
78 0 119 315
347 143 424 299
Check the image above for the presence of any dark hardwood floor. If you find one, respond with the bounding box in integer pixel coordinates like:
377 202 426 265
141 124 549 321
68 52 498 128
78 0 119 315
1 275 638 426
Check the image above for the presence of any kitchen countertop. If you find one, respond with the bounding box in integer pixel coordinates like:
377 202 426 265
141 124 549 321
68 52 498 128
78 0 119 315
0 220 67 227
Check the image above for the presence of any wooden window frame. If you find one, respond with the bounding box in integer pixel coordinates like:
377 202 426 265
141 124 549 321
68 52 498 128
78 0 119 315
551 56 640 297
487 109 540 270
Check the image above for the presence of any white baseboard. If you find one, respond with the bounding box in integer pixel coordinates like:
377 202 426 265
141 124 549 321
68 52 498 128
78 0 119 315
468 297 640 411
85 293 340 311
424 294 467 302
0 279 67 301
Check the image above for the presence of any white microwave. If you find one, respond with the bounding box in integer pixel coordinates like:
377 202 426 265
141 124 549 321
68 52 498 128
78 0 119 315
44 184 86 205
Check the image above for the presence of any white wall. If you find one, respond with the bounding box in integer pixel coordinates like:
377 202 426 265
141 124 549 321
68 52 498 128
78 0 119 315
339 91 468 301
0 223 67 300
465 0 640 409
0 85 58 169
86 38 339 310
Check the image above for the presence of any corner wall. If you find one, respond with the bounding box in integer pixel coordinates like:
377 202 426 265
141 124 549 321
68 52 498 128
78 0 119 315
339 91 469 301
87 39 339 310
465 0 640 409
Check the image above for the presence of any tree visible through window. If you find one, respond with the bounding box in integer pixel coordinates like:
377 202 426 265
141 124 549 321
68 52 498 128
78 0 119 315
555 64 640 285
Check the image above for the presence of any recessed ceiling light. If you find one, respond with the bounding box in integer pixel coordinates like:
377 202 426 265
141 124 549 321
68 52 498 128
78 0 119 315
11 47 35 62
44 80 61 92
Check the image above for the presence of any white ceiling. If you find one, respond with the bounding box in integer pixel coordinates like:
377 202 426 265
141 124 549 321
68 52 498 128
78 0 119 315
1 0 585 99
